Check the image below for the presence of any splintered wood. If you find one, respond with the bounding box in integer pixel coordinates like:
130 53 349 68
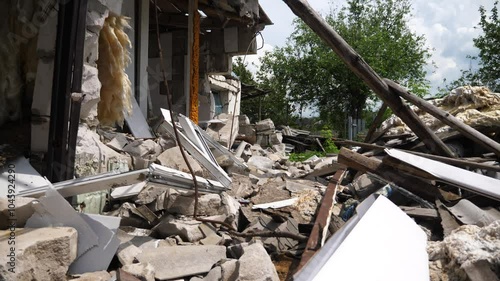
97 16 133 127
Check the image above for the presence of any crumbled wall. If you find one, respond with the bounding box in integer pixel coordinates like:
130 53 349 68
96 15 132 127
380 86 500 136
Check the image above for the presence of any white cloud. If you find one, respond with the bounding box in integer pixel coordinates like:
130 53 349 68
257 0 495 96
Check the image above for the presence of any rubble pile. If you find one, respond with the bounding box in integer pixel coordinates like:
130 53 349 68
2 87 500 281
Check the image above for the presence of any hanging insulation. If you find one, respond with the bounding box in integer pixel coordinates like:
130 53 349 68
97 16 132 127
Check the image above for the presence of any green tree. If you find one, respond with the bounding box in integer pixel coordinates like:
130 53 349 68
258 0 432 134
233 56 296 125
444 1 500 93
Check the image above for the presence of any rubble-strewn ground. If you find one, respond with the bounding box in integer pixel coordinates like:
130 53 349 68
1 86 500 281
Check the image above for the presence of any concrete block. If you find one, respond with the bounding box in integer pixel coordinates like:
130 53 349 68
137 245 226 280
0 227 78 281
237 242 279 281
122 263 155 281
152 215 204 242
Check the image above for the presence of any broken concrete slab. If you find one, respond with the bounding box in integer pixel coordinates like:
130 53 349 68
25 187 99 259
134 184 170 205
203 267 222 281
117 241 142 265
199 224 223 245
167 193 224 217
137 245 226 280
152 215 204 242
349 173 385 199
111 181 147 199
255 118 275 132
0 227 77 281
206 113 239 149
237 242 280 281
123 139 162 160
157 147 207 177
69 271 112 281
122 263 156 281
247 155 275 172
0 197 35 229
105 133 130 152
227 173 256 198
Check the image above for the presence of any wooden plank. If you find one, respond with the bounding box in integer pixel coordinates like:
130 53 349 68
296 169 346 273
338 148 440 201
364 103 388 143
399 206 439 219
335 139 500 173
385 78 500 157
282 0 455 158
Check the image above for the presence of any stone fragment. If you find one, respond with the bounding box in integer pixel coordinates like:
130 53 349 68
220 259 239 281
248 155 274 172
0 227 77 281
152 215 204 242
134 184 169 205
75 124 131 176
350 174 384 199
157 147 206 177
122 263 156 281
255 119 275 132
117 241 142 265
0 197 35 229
206 113 239 148
69 271 111 281
199 224 223 245
237 242 280 281
123 139 162 160
137 245 226 280
80 65 101 125
227 173 255 199
204 266 222 281
167 193 225 217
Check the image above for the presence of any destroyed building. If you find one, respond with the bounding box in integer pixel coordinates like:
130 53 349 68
1 0 500 281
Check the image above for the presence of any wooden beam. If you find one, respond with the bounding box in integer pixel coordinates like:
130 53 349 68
297 169 346 272
399 206 439 219
334 139 500 173
364 103 388 143
338 148 440 201
385 79 500 158
282 0 455 158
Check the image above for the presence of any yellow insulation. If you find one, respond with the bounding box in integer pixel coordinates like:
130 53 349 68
97 16 132 127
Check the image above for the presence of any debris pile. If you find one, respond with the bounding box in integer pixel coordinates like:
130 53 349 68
2 86 500 281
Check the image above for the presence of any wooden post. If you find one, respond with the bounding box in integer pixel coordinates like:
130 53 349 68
385 79 500 157
282 0 455 157
338 148 440 201
334 138 500 173
364 102 387 143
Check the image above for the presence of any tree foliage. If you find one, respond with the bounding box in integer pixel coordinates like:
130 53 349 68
257 0 432 133
445 1 500 92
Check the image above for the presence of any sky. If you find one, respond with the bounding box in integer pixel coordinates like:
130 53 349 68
243 0 495 96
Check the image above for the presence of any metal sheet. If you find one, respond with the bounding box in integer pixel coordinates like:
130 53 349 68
125 98 155 139
160 109 231 187
294 195 429 281
385 148 500 201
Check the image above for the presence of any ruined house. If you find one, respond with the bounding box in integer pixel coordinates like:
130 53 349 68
0 0 272 182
